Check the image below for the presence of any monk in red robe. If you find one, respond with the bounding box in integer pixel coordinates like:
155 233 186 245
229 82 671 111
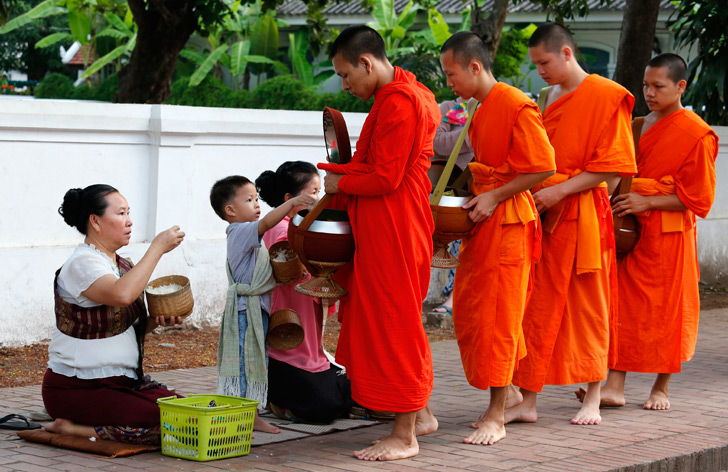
319 25 439 461
439 32 555 445
508 23 637 425
579 53 718 410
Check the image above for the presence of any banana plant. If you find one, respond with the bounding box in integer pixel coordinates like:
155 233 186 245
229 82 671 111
366 0 420 56
287 30 334 88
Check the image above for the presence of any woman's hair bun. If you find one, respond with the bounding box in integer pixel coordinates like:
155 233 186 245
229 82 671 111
58 184 118 235
256 170 282 207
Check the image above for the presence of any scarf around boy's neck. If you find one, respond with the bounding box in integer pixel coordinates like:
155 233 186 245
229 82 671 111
217 245 275 406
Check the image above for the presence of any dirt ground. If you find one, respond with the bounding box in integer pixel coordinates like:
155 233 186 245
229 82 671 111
1 287 725 390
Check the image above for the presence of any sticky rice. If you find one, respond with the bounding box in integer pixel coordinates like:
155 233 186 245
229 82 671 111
146 283 183 295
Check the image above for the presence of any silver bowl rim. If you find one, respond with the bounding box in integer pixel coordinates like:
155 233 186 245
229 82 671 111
431 194 472 207
291 213 352 235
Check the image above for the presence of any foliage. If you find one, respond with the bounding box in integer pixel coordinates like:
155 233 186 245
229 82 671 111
366 0 420 60
33 71 73 97
493 24 536 82
511 0 611 24
668 0 728 125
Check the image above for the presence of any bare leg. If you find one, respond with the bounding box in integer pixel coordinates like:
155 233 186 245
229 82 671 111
44 418 98 439
571 381 602 425
644 373 671 410
504 388 538 424
253 411 280 434
471 383 523 428
465 386 507 445
354 411 419 461
575 370 626 407
414 405 438 437
432 292 454 313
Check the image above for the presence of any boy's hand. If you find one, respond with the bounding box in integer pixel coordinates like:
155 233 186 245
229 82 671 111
291 194 316 208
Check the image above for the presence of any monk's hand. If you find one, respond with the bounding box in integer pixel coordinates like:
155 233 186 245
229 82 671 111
463 192 498 223
532 186 566 214
323 172 343 194
612 193 650 217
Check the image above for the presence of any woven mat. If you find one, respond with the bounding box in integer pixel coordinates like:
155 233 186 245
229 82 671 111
251 414 378 446
17 430 159 458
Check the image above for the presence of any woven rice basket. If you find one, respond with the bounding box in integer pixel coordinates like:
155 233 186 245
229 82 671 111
268 309 304 350
145 275 194 319
269 241 304 285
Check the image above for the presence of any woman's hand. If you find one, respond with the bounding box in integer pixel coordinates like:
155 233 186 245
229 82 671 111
146 315 184 333
151 226 185 255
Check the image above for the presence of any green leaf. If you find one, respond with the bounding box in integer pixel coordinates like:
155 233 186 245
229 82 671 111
96 27 127 40
189 44 228 87
124 32 136 52
371 0 395 29
68 9 91 44
458 8 472 32
230 39 251 76
81 44 126 79
313 69 335 85
35 32 72 48
179 48 206 65
397 1 419 31
289 32 312 84
428 8 451 46
391 25 406 40
250 14 278 58
105 12 132 37
0 0 64 34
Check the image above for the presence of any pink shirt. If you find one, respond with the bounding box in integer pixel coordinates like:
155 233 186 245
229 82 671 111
264 218 331 373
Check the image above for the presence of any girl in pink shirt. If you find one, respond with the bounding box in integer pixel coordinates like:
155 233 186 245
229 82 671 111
257 161 353 423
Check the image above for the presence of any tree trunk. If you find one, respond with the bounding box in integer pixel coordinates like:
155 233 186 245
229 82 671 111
115 0 198 103
470 0 509 64
613 0 661 117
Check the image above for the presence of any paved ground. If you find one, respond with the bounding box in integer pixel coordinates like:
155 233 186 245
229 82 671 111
1 309 726 471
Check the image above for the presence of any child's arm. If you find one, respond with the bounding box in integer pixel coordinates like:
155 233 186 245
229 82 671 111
258 194 316 236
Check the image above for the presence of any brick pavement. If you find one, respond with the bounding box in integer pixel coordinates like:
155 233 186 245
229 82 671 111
1 309 726 471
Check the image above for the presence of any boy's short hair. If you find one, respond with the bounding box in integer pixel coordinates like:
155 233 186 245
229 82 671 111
210 175 253 221
529 23 576 53
330 25 387 65
647 53 688 83
441 31 492 72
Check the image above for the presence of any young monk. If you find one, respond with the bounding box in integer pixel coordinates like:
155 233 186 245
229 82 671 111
319 25 439 461
508 23 637 425
439 32 555 445
577 53 718 410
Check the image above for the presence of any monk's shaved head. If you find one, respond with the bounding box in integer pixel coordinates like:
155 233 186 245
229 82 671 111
441 31 492 72
330 25 387 65
529 23 575 53
647 53 688 84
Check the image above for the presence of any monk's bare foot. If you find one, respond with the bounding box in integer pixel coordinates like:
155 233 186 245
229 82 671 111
464 419 506 445
354 434 418 461
644 390 670 410
471 385 522 428
414 406 438 437
253 414 280 434
44 418 97 438
503 401 537 424
574 386 625 407
571 403 601 425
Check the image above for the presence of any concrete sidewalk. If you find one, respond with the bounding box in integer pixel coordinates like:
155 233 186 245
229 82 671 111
1 309 726 471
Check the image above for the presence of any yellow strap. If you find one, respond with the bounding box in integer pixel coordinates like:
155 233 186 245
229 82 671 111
539 172 607 274
631 176 684 232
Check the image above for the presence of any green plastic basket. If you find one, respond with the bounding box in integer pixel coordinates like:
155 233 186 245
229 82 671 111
157 394 259 461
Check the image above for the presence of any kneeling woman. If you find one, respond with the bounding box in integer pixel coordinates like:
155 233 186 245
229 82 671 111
43 184 185 444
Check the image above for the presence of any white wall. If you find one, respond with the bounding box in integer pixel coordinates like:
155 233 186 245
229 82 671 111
0 99 726 347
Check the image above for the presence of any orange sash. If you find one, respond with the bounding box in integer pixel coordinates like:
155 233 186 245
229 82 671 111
630 176 684 232
469 162 537 226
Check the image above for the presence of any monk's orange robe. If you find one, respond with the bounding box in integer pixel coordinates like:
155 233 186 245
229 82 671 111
318 67 439 412
512 75 637 391
612 109 718 374
453 83 555 390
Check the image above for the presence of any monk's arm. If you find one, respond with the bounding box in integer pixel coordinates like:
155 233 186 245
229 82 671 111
612 193 687 216
463 170 555 223
533 171 616 213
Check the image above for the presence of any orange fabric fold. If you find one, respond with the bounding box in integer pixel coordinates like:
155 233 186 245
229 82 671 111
321 67 439 411
453 83 555 390
513 75 635 391
611 109 718 374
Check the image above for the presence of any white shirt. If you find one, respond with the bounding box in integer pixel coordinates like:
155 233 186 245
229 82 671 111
49 243 139 380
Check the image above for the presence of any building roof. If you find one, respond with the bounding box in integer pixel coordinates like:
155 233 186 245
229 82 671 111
278 0 675 16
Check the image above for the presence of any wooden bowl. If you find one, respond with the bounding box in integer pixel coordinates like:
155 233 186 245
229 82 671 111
289 209 355 263
431 194 475 237
269 241 304 285
145 275 194 319
614 214 639 257
268 309 304 350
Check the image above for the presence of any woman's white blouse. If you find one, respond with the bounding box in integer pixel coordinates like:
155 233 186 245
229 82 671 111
49 243 139 380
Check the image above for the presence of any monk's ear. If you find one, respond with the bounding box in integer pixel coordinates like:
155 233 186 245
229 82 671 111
562 45 574 61
676 79 687 95
470 59 481 75
360 55 373 74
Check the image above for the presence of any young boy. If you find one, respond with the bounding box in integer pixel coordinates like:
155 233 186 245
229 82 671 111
210 175 315 433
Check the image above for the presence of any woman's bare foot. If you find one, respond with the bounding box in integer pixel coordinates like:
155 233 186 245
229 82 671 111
574 386 625 407
44 418 97 438
414 406 438 437
471 384 523 428
644 390 670 410
464 419 506 445
253 413 280 434
355 434 418 461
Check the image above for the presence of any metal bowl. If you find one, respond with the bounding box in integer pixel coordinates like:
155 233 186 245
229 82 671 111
433 194 472 208
291 209 352 235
